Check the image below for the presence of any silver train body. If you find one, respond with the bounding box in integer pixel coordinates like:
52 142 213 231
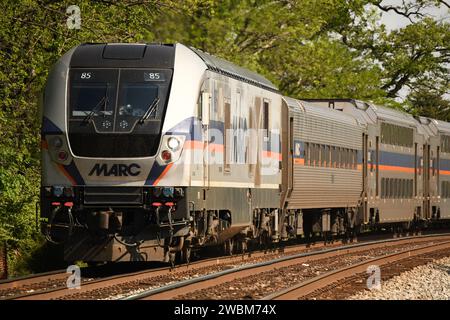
40 43 449 263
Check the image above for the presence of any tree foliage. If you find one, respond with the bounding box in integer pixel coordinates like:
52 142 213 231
0 0 448 275
152 0 449 106
152 0 386 99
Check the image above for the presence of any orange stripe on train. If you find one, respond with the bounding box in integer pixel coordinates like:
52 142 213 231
378 165 415 173
57 164 76 185
184 140 281 160
262 151 282 160
183 140 204 150
153 163 174 186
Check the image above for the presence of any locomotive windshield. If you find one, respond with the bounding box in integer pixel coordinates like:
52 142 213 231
71 83 112 117
118 84 158 118
68 68 172 158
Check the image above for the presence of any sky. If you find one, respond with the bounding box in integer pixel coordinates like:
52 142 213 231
379 0 450 31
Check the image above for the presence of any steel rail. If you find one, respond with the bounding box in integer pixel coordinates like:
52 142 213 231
123 233 450 300
261 240 450 300
6 238 340 300
0 269 67 289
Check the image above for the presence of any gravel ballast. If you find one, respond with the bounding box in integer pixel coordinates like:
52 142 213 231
348 256 450 300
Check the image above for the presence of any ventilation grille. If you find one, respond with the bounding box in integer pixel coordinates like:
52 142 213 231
83 187 143 205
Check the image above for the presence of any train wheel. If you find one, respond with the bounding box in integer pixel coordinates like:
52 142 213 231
259 232 270 252
239 240 247 254
181 245 191 264
224 239 234 256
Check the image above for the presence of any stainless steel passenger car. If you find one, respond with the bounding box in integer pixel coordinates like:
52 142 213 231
303 99 446 228
281 98 364 238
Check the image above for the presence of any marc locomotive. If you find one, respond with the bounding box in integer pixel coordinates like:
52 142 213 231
40 43 449 263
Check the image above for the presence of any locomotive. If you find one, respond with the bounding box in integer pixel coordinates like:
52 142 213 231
40 43 449 264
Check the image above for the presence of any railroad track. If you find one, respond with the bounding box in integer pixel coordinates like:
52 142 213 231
2 231 450 300
125 233 450 300
1 239 343 300
0 260 178 300
262 240 450 300
0 269 70 299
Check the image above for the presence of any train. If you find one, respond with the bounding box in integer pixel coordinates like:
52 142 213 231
40 42 450 264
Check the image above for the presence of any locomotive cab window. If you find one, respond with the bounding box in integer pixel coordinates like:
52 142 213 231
116 70 161 133
118 84 158 117
70 69 118 119
70 83 114 117
68 68 173 158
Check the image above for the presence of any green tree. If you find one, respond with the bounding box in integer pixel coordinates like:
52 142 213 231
152 0 449 107
406 86 450 120
339 2 449 107
152 0 387 100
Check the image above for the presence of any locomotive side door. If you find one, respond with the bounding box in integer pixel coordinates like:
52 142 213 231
280 99 293 208
201 89 211 192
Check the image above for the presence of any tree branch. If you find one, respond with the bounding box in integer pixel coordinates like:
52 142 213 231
371 0 428 23
439 0 450 9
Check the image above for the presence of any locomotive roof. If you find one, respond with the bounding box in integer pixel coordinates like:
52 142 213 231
70 43 175 68
189 47 279 92
69 43 278 92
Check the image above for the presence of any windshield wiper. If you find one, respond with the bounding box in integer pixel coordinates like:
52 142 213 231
82 96 108 124
138 97 160 124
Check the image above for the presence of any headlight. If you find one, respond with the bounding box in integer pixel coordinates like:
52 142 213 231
53 186 64 197
51 136 63 149
58 150 68 161
161 150 172 162
167 137 180 151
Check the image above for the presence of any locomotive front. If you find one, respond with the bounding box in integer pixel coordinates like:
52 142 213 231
40 43 206 263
